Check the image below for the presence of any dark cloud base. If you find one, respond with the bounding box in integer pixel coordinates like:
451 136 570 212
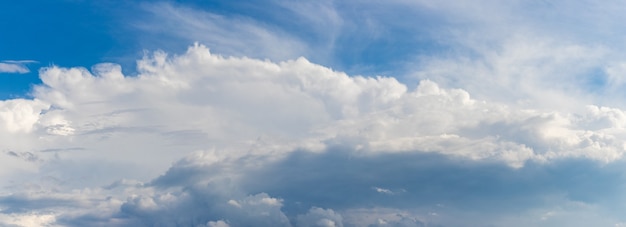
74 146 626 226
242 147 626 224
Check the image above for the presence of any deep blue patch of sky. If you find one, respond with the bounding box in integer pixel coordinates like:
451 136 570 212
173 0 452 78
0 1 122 99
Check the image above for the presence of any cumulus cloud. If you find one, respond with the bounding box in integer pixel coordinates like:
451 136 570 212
0 99 48 133
3 43 626 226
6 0 626 226
296 207 343 227
207 220 230 227
2 43 620 170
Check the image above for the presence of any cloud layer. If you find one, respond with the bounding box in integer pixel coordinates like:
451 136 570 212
1 44 626 226
5 0 626 226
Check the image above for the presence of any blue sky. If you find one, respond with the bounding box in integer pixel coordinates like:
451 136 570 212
0 1 119 98
0 0 450 98
3 1 626 226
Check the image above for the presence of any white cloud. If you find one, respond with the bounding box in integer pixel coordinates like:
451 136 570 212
0 213 57 227
0 43 623 180
0 99 48 133
410 33 611 110
206 220 230 227
373 187 393 195
296 207 343 227
0 61 31 74
10 43 623 170
2 43 626 225
135 2 309 62
380 0 626 113
7 1 626 226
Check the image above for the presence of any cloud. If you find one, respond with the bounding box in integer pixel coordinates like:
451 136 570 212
115 189 291 227
6 1 626 226
296 207 343 227
373 187 394 195
8 43 622 170
2 41 626 225
0 99 49 133
108 0 626 85
7 146 625 226
0 213 56 227
379 0 626 111
0 61 34 74
133 2 309 62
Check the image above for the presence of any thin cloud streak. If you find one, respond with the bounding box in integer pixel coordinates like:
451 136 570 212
0 61 36 74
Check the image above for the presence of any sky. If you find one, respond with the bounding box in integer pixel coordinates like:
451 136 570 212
3 0 626 226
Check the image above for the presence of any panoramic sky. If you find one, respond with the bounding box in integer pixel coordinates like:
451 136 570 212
3 0 626 226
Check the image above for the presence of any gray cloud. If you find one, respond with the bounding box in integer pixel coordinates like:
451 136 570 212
20 146 622 226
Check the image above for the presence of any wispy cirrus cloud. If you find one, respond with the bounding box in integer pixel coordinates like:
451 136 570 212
394 0 626 109
132 2 309 62
0 60 36 74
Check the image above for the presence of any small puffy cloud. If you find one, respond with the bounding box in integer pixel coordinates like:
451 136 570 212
206 220 230 227
114 186 292 226
296 207 343 227
373 187 395 195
